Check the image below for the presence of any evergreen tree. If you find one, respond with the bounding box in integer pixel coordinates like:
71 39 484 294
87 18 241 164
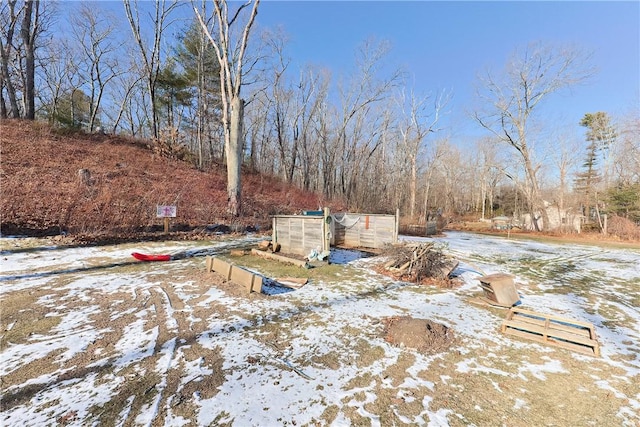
174 19 222 167
606 183 640 222
156 59 191 130
580 112 617 186
573 136 600 221
42 88 92 129
175 20 220 103
575 112 615 222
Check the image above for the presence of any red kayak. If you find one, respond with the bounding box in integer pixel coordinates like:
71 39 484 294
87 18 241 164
132 252 172 262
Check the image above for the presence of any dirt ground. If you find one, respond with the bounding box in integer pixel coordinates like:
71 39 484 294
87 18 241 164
1 235 639 426
382 317 456 354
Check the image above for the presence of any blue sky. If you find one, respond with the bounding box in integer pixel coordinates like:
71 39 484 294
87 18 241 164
68 1 639 143
251 1 639 140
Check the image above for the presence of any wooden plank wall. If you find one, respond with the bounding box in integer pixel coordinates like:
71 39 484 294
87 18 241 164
272 215 325 256
205 256 263 293
331 213 398 249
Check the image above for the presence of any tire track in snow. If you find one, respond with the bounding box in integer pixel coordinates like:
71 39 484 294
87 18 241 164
114 280 216 426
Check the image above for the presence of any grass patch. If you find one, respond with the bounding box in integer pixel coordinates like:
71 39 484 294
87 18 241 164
89 372 162 425
317 404 340 424
345 372 374 390
1 315 61 347
1 290 62 347
0 237 57 252
353 339 386 368
218 253 366 285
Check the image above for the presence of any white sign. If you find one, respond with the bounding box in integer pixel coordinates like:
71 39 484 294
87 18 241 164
156 205 177 218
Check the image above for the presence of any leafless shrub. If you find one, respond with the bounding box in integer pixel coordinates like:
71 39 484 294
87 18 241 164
608 215 640 241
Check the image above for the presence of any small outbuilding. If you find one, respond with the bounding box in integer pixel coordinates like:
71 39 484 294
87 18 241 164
491 216 511 230
520 204 582 233
271 209 399 257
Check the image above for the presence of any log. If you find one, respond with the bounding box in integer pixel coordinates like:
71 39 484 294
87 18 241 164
398 261 412 272
230 249 249 257
275 277 308 289
251 249 309 268
440 259 459 279
383 259 397 269
257 240 271 251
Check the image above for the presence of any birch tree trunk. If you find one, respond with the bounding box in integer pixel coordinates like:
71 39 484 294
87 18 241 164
227 96 244 215
195 0 259 216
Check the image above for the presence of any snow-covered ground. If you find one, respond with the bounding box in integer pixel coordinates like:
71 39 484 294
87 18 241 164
1 232 639 426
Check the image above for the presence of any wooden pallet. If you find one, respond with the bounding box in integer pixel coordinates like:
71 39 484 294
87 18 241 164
501 307 600 357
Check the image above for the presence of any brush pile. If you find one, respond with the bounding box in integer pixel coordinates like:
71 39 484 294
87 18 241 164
381 242 459 286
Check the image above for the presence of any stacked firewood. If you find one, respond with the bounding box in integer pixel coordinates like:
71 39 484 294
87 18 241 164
383 243 458 282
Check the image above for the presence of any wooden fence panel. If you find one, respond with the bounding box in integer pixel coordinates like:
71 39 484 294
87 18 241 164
331 213 398 249
273 215 325 256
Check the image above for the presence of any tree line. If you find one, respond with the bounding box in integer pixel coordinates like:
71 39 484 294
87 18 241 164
1 0 638 232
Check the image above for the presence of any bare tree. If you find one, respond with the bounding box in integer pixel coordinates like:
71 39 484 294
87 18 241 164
1 0 48 119
474 137 504 220
245 88 273 172
20 0 40 119
612 108 640 186
37 37 76 125
104 56 145 135
71 3 122 132
335 38 402 204
547 130 580 219
397 89 448 219
421 138 448 218
195 0 260 216
0 0 21 118
37 30 89 128
261 29 328 189
434 141 465 214
297 67 329 192
474 42 593 230
123 0 179 139
264 28 296 183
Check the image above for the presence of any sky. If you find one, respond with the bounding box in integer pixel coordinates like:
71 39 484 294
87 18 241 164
252 1 639 140
66 1 639 143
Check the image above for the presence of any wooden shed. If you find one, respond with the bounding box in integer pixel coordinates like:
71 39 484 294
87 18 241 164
271 209 399 256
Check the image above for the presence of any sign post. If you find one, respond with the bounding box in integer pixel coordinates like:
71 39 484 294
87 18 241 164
156 205 177 233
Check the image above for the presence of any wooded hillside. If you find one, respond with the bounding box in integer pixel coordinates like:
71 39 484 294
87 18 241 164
1 2 638 241
0 120 344 238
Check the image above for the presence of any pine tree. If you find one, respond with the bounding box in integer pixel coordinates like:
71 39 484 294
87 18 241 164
175 19 222 168
573 137 600 222
576 112 616 223
43 88 92 129
156 59 191 130
607 183 640 222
